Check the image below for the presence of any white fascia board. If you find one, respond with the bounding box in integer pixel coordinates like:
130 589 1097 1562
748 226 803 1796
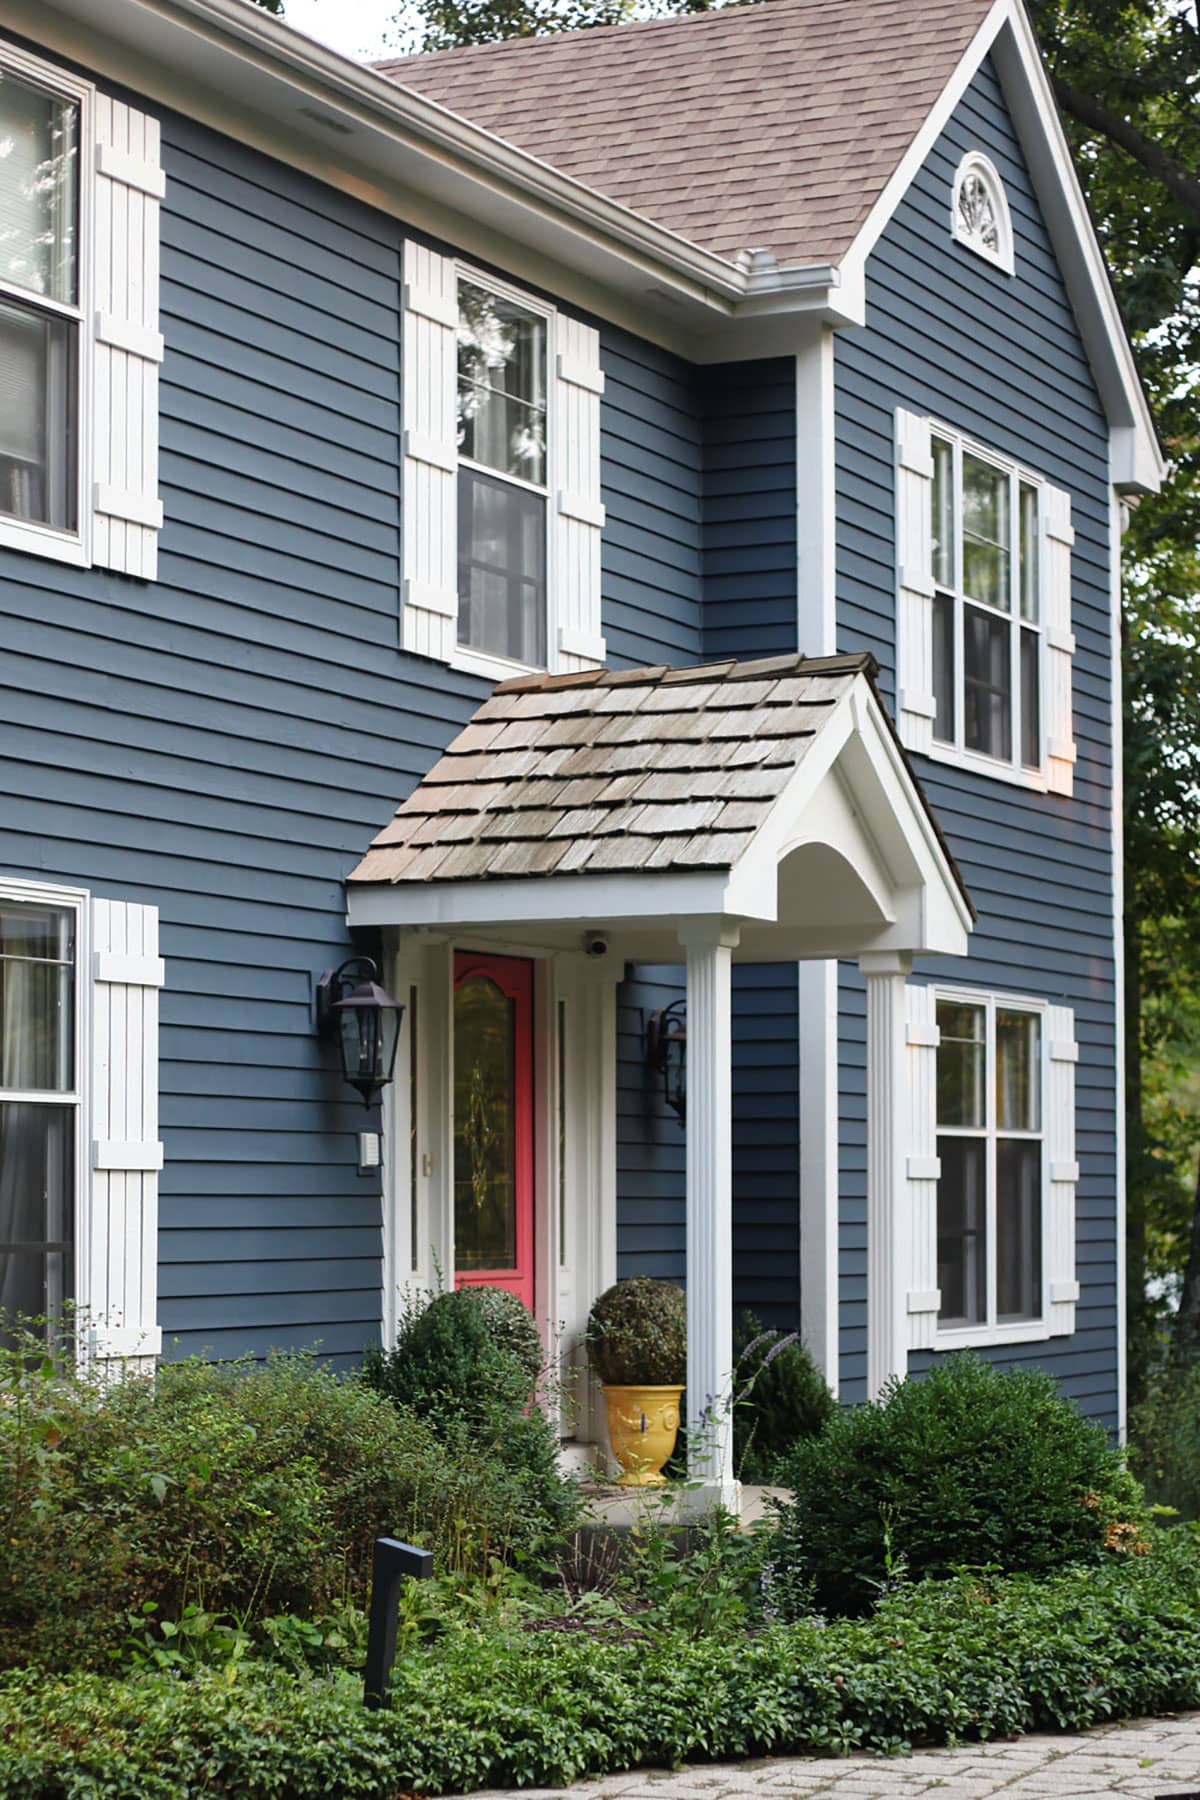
724 676 973 953
839 0 1161 494
990 7 1161 493
345 868 753 932
844 686 975 946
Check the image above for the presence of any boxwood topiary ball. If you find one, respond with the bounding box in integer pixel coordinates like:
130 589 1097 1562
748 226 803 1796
587 1278 686 1387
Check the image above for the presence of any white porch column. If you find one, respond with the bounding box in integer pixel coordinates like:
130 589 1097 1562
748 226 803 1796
680 920 740 1509
859 950 912 1400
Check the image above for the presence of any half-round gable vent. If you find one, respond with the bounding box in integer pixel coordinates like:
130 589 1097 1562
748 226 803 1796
952 152 1014 275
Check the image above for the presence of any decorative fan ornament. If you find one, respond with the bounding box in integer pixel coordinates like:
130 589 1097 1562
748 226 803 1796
957 173 1000 253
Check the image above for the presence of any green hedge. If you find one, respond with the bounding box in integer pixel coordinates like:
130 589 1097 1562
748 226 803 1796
3 1535 1200 1797
0 1350 578 1671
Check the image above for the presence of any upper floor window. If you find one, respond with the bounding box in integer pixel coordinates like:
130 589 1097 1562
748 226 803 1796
456 278 548 668
399 239 606 678
930 431 1042 776
952 152 1013 275
936 992 1043 1332
895 408 1076 796
0 45 164 579
0 66 81 538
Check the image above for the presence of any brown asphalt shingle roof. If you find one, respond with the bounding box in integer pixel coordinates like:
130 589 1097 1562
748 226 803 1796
378 0 993 269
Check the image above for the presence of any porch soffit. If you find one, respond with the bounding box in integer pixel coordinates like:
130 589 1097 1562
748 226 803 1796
347 651 975 962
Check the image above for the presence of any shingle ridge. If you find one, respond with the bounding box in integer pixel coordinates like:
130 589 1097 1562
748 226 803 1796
374 0 823 75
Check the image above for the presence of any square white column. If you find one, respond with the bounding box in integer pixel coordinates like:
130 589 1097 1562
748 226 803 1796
680 920 740 1510
859 950 912 1399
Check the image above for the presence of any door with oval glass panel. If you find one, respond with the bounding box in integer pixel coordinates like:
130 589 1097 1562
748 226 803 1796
452 952 535 1311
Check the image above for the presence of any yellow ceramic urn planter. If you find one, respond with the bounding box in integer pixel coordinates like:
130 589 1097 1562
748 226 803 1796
587 1277 687 1486
602 1383 684 1486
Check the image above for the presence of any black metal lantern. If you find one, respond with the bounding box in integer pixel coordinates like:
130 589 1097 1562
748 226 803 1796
316 957 403 1108
646 999 687 1126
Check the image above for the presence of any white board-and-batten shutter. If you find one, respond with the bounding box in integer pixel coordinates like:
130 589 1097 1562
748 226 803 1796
88 899 164 1366
401 240 459 662
92 96 165 581
894 409 937 754
1043 484 1078 796
1046 1004 1079 1335
904 983 942 1347
554 317 606 671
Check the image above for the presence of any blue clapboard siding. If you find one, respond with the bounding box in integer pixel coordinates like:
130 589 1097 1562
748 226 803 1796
602 331 703 1283
833 58 1118 1423
0 99 499 1371
610 357 803 1321
601 327 704 670
704 362 801 1331
0 52 708 1366
703 360 798 663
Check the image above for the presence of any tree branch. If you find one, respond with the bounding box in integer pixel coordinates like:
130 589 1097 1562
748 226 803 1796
1051 72 1200 228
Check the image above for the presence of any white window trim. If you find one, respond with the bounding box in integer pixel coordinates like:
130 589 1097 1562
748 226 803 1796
927 423 1049 794
951 151 1015 276
454 261 557 679
0 42 94 569
932 984 1051 1350
0 873 90 1331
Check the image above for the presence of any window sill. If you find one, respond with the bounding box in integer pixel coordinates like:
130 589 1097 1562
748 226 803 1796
0 515 89 568
920 740 1048 794
450 644 545 685
934 1319 1052 1350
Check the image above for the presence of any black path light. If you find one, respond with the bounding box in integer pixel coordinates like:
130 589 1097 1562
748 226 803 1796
363 1536 434 1709
316 956 403 1107
646 998 687 1127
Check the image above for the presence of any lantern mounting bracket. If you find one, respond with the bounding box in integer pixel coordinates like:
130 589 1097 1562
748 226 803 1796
646 998 687 1127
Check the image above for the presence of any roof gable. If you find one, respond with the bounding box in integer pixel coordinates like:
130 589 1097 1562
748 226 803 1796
380 0 1160 490
348 651 975 961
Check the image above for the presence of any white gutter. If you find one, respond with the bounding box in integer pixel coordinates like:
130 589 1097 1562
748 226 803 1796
154 0 753 302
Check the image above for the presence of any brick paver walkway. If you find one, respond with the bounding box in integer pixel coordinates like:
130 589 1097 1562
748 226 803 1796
478 1715 1200 1800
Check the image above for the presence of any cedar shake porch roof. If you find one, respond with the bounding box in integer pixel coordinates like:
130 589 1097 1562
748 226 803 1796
347 653 974 963
378 0 993 270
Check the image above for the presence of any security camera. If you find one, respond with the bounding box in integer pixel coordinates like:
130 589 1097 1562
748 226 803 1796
583 932 609 958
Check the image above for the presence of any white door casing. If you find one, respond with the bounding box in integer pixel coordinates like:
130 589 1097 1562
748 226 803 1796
384 933 618 1441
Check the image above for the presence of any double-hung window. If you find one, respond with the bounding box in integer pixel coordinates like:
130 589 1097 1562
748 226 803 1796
930 435 1042 774
456 277 549 668
895 411 1076 796
0 893 78 1334
399 240 605 676
935 992 1043 1333
0 44 164 577
0 63 82 541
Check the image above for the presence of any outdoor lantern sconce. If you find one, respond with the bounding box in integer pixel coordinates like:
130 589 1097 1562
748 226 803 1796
646 999 687 1127
316 956 403 1108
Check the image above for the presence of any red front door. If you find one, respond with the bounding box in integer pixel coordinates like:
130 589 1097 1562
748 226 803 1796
452 952 535 1311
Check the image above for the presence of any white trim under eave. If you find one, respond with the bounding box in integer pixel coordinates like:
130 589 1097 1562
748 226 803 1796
838 0 1161 496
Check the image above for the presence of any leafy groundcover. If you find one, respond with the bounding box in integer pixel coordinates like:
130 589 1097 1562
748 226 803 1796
4 1537 1200 1800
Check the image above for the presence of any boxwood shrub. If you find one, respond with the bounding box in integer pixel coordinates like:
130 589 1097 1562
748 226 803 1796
773 1353 1147 1613
2 1536 1199 1798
